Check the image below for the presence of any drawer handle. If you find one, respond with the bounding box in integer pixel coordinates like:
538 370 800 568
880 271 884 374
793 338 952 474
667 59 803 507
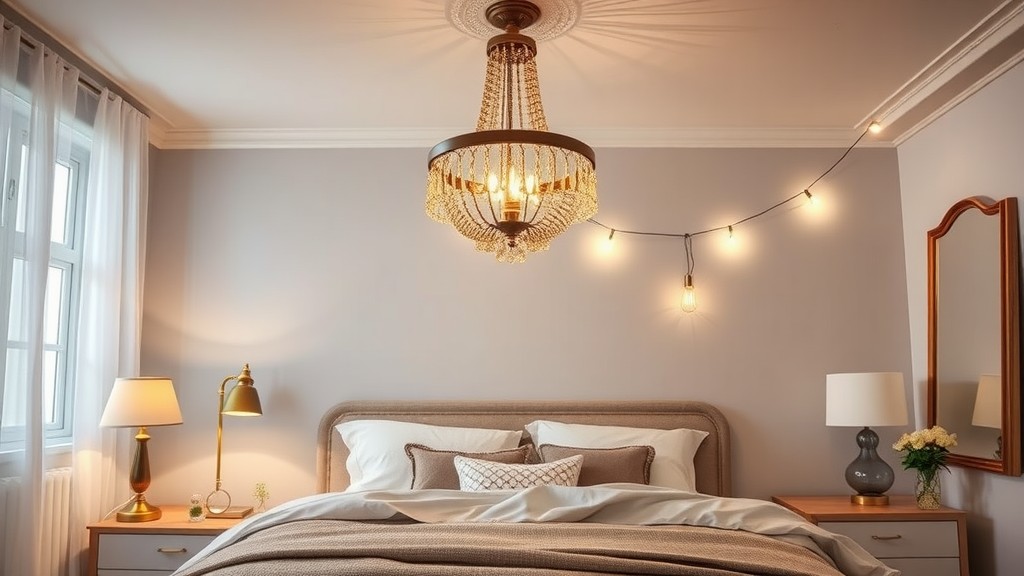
158 547 188 554
870 535 902 541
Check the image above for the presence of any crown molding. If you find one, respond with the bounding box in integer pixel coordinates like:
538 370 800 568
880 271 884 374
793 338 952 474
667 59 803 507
865 0 1024 143
153 126 891 150
891 46 1024 147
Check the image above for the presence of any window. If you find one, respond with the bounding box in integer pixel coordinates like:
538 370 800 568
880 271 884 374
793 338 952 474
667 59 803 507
0 112 90 448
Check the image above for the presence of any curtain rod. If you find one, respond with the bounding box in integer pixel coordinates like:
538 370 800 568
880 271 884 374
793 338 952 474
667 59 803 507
0 2 152 119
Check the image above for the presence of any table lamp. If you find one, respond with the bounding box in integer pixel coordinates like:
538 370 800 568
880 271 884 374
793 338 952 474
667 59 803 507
972 373 1002 458
825 372 908 505
206 363 262 518
99 377 183 522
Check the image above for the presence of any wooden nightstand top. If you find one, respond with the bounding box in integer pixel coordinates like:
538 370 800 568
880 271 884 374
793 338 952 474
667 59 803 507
772 495 967 523
87 504 243 535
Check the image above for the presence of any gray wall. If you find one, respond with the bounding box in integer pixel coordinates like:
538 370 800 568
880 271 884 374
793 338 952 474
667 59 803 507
140 145 913 507
898 60 1024 576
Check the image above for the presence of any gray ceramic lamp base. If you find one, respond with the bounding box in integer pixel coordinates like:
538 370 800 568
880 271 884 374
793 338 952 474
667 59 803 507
845 426 895 506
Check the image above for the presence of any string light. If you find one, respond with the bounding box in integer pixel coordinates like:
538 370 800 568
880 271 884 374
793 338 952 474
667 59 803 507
600 229 616 254
680 235 697 313
584 122 878 311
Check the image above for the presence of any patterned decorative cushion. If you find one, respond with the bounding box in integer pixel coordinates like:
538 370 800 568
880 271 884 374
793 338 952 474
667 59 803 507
405 443 530 489
454 454 583 491
537 444 655 486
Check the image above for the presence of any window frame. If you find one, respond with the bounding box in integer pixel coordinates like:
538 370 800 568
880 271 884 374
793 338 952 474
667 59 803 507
0 108 90 450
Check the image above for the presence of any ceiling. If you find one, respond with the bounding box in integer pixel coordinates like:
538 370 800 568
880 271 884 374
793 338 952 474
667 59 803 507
4 0 1024 149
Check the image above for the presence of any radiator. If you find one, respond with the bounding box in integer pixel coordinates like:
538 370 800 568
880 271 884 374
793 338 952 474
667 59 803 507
0 467 72 576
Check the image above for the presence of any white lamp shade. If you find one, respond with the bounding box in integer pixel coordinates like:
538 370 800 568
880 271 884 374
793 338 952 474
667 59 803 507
100 377 184 428
972 373 1002 429
825 372 908 427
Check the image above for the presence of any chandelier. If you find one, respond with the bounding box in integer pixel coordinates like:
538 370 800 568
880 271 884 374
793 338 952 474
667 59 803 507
426 0 597 263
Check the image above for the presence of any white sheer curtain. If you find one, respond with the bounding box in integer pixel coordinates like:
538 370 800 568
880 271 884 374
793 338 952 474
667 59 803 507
68 89 149 575
0 18 80 576
0 17 149 574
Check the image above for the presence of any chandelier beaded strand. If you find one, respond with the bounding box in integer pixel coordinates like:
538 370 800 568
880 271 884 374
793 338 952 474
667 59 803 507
427 0 597 263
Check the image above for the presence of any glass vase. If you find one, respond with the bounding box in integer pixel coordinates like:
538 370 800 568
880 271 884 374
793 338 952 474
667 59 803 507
915 470 941 509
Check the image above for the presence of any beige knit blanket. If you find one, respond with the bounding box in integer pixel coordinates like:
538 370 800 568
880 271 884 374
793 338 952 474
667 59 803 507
176 519 848 576
173 485 898 576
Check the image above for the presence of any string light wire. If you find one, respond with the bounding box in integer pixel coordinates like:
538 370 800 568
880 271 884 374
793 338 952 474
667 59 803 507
587 124 874 241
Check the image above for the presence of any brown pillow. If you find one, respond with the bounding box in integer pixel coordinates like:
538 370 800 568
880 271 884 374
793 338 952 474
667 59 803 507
405 443 530 489
537 444 655 486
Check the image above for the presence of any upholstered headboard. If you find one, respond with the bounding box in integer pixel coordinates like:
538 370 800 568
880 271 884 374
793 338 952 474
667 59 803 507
316 400 732 496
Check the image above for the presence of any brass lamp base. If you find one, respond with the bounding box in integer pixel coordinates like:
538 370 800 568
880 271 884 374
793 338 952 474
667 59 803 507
850 494 889 506
116 497 163 522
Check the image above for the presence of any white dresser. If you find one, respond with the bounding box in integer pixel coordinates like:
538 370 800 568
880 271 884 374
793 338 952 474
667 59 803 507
772 495 969 576
88 506 240 576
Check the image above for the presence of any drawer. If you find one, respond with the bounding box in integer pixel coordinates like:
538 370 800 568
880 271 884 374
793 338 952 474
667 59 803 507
97 533 215 570
883 557 960 576
819 520 959 559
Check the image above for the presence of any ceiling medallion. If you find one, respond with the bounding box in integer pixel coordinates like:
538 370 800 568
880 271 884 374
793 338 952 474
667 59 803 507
427 0 597 263
445 0 581 42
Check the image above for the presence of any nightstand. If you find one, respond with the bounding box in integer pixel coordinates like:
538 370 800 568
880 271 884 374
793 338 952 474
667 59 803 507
87 505 242 576
772 495 969 576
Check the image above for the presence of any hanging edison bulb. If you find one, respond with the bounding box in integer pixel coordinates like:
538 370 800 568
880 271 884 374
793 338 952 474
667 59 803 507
680 274 697 313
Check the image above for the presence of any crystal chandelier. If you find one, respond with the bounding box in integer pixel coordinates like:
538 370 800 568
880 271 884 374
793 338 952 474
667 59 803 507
426 0 597 263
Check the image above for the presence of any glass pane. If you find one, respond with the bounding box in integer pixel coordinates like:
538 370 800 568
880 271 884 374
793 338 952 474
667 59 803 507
7 258 24 340
44 266 64 345
43 350 58 425
2 348 26 431
51 162 70 244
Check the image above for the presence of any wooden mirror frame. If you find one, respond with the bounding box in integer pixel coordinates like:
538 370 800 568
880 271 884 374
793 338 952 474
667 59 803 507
928 196 1020 475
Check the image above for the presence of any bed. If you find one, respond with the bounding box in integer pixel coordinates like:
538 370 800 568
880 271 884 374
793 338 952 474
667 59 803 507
172 400 897 576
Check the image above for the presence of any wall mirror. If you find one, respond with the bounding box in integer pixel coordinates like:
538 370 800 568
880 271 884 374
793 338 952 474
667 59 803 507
928 196 1020 475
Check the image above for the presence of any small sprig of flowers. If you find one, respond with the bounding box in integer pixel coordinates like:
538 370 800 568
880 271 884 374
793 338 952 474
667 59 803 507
188 493 204 519
892 426 958 482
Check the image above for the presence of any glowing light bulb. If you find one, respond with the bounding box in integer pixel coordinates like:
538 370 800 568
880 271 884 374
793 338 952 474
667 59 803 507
487 173 500 199
509 168 521 199
803 189 818 206
600 230 615 254
680 274 697 313
868 121 883 134
727 226 735 244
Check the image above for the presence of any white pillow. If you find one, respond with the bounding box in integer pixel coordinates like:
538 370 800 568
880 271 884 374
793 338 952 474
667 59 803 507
337 420 523 492
454 454 583 491
523 420 709 492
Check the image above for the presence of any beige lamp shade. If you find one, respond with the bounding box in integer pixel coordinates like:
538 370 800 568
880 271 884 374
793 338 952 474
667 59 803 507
972 373 1002 429
100 377 183 428
825 372 908 427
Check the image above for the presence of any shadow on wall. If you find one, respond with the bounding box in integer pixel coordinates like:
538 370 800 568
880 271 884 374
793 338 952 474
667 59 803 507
955 469 993 575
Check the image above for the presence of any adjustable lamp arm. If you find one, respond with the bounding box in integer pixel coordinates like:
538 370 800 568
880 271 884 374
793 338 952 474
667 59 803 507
207 364 259 515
